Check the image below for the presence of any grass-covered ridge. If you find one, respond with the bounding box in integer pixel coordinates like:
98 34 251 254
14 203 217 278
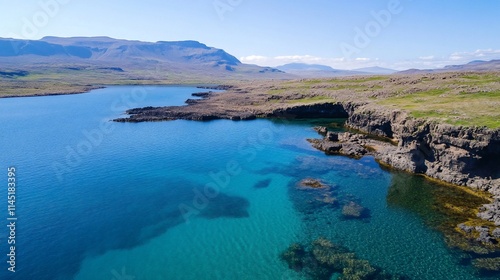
373 73 499 128
249 72 500 129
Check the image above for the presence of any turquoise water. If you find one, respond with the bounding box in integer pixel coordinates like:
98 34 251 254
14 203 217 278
0 86 494 279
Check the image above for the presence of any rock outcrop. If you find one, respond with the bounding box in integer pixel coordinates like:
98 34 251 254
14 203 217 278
309 106 500 225
114 102 353 122
344 106 500 195
478 199 500 226
308 132 369 158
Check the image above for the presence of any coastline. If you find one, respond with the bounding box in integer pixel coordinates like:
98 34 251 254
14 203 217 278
0 86 105 98
3 78 500 271
3 75 497 198
0 83 230 98
115 96 499 197
111 77 500 242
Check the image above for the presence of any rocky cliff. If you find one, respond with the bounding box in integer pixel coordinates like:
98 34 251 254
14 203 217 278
344 105 500 196
308 103 500 227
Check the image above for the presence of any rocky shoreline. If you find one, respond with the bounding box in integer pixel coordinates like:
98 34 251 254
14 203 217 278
114 98 499 192
114 96 352 122
113 85 500 230
344 106 500 230
308 108 500 196
308 105 500 229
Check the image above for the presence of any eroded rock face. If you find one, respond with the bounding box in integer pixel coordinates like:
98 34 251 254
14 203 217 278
310 110 499 226
269 103 349 119
345 106 500 195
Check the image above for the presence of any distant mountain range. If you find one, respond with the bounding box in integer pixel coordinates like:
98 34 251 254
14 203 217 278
0 37 498 81
277 60 500 77
400 60 500 74
276 63 397 77
354 66 397 74
0 36 287 80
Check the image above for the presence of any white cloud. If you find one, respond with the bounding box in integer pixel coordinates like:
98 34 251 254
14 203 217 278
239 49 500 71
419 55 435 60
449 49 500 62
274 55 321 61
239 55 268 62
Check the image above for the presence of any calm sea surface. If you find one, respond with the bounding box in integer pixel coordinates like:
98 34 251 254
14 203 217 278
0 86 494 279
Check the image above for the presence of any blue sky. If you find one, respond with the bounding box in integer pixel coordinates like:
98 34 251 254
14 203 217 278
1 0 499 70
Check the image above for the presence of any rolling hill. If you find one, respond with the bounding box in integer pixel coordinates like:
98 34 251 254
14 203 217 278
0 36 288 80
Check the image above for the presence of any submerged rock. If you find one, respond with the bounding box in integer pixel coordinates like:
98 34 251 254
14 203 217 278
288 177 342 219
280 243 306 271
295 178 339 209
281 237 409 280
472 257 500 271
342 201 370 219
297 178 329 190
315 193 338 205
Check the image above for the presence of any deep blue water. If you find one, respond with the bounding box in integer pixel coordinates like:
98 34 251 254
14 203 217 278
0 86 494 280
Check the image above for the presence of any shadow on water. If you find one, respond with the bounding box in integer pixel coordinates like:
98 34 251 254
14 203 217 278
32 178 250 280
199 193 250 219
254 178 272 189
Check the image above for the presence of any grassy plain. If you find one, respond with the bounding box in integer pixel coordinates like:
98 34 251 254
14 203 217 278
1 66 499 128
258 72 500 128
